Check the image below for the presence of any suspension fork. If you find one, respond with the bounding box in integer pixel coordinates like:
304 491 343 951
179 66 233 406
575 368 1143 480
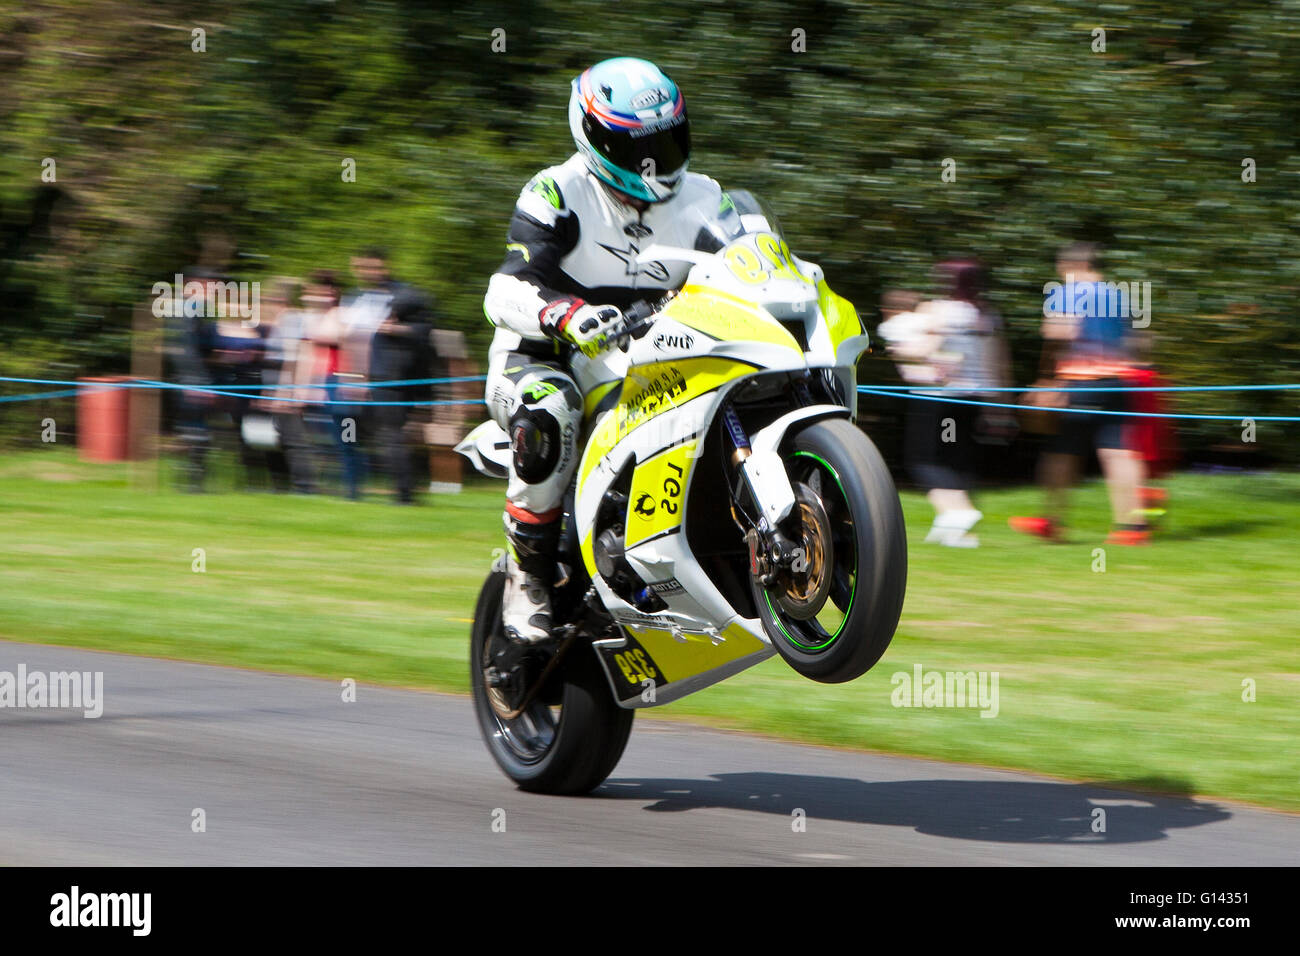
722 403 802 583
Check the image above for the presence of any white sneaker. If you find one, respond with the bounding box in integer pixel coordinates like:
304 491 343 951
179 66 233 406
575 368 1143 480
502 553 553 643
925 509 983 548
941 529 980 548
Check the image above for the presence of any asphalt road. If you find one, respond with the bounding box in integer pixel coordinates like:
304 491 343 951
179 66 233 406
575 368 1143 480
1 642 1294 865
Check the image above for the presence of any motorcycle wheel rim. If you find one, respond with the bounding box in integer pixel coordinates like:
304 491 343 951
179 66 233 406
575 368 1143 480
481 612 560 765
763 451 858 651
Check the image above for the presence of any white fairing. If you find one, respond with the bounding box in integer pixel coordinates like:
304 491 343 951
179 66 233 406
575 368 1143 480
456 420 512 479
570 232 863 706
466 217 871 708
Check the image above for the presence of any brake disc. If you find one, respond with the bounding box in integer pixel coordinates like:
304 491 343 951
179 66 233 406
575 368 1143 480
773 481 834 621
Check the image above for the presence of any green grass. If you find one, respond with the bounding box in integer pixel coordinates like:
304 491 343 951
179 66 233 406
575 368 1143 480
2 449 1297 811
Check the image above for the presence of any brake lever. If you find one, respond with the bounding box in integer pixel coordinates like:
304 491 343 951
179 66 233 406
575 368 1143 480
612 300 656 350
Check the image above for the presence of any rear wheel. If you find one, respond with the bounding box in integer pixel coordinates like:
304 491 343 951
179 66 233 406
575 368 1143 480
470 570 634 794
752 418 907 683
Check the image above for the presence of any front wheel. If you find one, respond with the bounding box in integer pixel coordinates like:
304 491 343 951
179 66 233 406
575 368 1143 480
470 570 634 795
752 418 907 683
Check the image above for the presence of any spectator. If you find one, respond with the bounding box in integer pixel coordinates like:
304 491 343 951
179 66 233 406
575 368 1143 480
294 271 367 499
164 267 263 492
878 261 1009 547
328 249 411 499
210 274 266 490
338 248 407 392
164 267 218 493
370 288 436 504
1123 332 1177 519
257 276 318 494
1010 242 1149 544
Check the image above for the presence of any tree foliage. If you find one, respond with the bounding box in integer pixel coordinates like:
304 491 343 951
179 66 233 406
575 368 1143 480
1 0 1297 454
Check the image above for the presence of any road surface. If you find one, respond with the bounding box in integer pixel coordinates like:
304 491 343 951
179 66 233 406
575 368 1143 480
1 642 1294 865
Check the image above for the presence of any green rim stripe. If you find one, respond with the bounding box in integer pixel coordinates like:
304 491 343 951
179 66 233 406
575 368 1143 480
764 450 857 651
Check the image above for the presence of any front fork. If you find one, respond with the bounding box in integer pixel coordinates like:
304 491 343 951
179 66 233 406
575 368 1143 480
722 404 803 587
722 386 853 587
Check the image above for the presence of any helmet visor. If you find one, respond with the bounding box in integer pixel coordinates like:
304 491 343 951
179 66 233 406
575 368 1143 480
583 114 690 182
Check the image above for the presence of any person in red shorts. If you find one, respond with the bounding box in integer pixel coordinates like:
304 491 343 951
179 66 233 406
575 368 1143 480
1010 243 1150 545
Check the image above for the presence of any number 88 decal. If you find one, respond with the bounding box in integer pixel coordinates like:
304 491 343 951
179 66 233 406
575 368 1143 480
723 233 804 285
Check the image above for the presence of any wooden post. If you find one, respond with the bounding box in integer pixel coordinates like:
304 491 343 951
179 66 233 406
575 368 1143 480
426 328 476 493
128 302 162 490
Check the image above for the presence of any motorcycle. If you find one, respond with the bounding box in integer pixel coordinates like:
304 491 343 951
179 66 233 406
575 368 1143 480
457 193 907 794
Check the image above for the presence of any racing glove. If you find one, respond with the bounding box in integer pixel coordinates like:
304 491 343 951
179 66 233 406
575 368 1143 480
540 297 623 358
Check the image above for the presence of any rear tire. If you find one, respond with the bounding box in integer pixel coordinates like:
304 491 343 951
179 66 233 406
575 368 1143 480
752 418 907 683
470 571 634 794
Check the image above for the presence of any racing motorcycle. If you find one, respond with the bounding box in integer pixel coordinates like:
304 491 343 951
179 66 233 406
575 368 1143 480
458 194 906 795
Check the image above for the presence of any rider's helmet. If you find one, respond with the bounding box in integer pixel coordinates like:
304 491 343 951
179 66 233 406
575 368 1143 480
569 57 690 204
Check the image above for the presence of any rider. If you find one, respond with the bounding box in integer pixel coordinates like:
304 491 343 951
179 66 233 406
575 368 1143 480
483 56 740 643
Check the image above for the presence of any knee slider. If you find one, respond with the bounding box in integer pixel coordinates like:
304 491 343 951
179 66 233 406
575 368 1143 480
509 405 561 484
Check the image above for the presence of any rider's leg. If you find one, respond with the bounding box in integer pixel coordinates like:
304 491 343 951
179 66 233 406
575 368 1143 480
486 353 582 642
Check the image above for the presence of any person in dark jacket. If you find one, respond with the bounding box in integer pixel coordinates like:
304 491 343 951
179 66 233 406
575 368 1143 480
370 287 436 504
164 267 263 492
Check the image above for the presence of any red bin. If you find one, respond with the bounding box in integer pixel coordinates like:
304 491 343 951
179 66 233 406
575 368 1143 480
77 376 134 462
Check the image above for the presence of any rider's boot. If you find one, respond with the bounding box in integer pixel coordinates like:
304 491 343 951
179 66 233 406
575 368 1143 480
502 511 561 643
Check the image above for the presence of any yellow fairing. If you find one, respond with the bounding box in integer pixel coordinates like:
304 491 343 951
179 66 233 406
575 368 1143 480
817 280 863 351
580 528 595 581
579 412 619 490
669 285 803 352
624 441 697 547
578 356 751 489
583 379 619 419
576 355 753 578
616 356 753 439
625 622 767 684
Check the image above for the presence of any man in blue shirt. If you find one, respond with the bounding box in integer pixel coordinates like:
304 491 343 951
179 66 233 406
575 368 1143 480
1011 243 1149 544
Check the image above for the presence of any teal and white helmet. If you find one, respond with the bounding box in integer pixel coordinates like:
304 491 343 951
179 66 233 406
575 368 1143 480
569 57 691 204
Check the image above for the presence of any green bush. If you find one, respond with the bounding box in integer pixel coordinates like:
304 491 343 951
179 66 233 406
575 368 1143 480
2 0 1297 457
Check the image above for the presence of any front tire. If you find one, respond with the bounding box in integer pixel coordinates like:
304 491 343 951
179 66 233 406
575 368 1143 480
470 571 634 794
752 418 907 683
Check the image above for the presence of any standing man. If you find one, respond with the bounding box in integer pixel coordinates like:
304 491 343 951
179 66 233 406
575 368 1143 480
336 248 407 499
165 267 263 492
370 287 436 504
1011 243 1149 544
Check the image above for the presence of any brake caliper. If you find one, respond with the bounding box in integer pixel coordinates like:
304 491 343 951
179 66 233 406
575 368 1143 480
745 528 770 582
747 527 805 586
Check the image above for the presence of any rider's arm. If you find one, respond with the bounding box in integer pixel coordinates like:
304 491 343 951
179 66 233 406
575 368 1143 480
483 174 581 341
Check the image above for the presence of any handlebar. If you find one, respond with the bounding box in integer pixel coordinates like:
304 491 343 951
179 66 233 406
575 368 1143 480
622 299 655 329
616 296 669 343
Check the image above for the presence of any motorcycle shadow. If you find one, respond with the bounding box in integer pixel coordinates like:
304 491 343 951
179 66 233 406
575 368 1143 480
598 773 1230 844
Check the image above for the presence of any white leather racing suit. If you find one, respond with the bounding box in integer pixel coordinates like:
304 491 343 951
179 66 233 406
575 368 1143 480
482 153 739 610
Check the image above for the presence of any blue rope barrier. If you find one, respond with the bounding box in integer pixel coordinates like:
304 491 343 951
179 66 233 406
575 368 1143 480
0 374 489 408
862 383 1300 393
5 375 1293 394
0 384 484 407
0 388 85 404
0 376 1294 417
856 386 1300 422
0 375 487 390
192 388 483 407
